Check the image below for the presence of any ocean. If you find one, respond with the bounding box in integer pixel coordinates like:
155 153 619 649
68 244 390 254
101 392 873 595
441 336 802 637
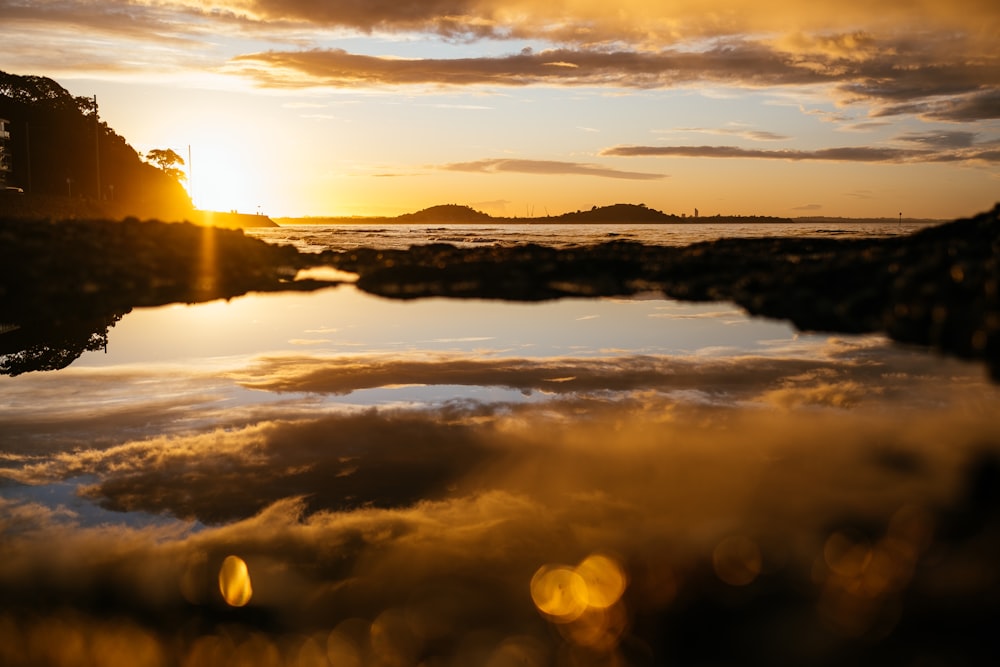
245 220 932 252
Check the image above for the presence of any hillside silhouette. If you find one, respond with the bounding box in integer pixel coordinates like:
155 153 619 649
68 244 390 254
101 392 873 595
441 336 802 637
397 204 494 223
0 70 193 220
549 203 678 223
279 203 801 225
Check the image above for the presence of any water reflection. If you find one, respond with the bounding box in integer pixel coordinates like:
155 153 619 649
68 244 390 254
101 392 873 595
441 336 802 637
0 311 125 375
1 287 998 665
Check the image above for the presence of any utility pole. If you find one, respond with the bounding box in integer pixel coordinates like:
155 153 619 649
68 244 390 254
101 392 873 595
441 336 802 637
93 95 101 199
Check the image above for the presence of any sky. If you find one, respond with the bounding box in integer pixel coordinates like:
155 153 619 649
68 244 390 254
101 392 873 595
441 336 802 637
1 0 998 218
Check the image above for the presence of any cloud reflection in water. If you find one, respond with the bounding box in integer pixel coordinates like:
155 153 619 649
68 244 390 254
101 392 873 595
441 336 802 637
1 288 999 665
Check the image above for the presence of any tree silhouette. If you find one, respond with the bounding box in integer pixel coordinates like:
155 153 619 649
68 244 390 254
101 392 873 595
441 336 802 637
146 148 186 183
0 70 193 219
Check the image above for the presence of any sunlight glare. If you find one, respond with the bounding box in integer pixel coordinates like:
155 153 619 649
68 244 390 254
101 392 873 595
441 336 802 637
191 143 259 214
197 225 217 296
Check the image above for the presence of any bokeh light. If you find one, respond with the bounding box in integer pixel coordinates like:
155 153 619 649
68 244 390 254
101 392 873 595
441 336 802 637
712 536 762 586
575 554 628 609
817 506 936 638
218 555 253 607
531 553 630 655
530 565 590 622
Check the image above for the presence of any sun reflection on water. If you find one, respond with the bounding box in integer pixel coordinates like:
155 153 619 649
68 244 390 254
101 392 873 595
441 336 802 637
197 224 217 296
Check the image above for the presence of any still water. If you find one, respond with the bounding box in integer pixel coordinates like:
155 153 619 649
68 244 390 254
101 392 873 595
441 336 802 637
1 223 997 666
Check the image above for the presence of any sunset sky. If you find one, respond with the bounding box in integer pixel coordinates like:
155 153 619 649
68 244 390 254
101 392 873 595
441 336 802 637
1 1 998 218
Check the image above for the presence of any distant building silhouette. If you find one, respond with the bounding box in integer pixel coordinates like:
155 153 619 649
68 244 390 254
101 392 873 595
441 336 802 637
694 207 699 218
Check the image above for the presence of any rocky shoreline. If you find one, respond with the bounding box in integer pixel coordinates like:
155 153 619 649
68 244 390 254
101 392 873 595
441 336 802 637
2 205 999 377
323 204 1000 379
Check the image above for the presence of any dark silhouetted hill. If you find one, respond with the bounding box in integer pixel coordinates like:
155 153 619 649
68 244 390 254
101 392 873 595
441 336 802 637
278 203 800 225
547 203 679 223
397 204 493 223
0 70 193 220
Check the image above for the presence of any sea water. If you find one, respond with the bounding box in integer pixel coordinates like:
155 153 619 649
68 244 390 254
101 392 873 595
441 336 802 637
245 220 932 253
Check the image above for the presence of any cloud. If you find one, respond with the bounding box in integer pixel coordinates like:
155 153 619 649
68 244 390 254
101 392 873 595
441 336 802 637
224 38 1000 123
895 131 979 150
0 1 208 43
669 126 791 142
227 353 839 396
438 158 666 180
601 144 929 162
8 0 994 48
845 189 874 199
838 120 892 132
873 89 1000 122
226 43 831 89
216 1 1000 48
600 143 1000 164
468 199 513 213
4 1 998 123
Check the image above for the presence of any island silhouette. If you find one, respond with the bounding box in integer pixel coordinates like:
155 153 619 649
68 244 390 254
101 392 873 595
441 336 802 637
276 203 930 226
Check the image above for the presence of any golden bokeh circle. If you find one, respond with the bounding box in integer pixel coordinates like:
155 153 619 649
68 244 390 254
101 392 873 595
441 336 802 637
218 555 253 607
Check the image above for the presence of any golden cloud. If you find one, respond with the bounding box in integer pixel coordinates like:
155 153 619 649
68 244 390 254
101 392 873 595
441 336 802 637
4 1 998 120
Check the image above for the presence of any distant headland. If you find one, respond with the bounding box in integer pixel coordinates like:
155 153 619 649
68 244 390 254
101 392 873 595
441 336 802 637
276 203 939 226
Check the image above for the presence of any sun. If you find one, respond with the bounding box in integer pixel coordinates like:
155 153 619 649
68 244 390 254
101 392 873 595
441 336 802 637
159 100 276 216
186 141 264 215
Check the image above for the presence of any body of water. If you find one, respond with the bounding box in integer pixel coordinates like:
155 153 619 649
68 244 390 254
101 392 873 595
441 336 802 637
245 220 932 252
1 220 997 666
